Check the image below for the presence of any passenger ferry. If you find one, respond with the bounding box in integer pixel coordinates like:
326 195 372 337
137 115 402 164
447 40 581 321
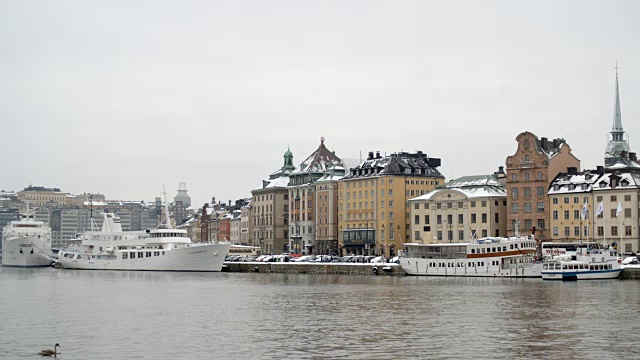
2 210 53 268
400 235 540 278
58 212 230 272
541 246 622 280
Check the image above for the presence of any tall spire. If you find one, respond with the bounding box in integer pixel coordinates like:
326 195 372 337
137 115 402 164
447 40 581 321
612 62 623 132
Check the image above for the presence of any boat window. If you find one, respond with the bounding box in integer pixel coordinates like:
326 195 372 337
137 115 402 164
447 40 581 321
543 264 548 270
510 244 513 250
471 249 475 254
123 253 128 259
503 247 506 252
555 264 561 270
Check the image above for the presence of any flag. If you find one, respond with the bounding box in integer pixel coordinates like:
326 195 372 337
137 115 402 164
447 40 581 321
581 201 588 220
616 200 623 217
596 201 604 216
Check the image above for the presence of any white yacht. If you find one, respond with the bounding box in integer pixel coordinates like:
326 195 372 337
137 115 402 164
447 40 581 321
400 235 541 278
541 246 622 280
2 213 53 268
58 212 230 272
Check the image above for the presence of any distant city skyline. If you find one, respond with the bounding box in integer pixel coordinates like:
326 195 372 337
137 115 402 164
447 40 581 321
1 0 639 207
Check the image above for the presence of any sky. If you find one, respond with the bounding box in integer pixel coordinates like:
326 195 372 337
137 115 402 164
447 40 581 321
1 0 639 207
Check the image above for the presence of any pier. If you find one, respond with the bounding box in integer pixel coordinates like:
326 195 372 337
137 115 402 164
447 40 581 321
222 262 405 276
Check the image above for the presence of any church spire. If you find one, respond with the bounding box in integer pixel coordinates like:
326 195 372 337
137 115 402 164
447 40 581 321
612 62 623 133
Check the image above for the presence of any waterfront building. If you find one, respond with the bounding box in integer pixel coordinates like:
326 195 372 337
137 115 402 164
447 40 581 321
230 211 242 244
240 201 253 246
338 151 444 257
287 137 345 255
505 132 580 241
409 173 507 244
252 148 293 255
548 168 603 242
315 171 345 255
17 186 68 208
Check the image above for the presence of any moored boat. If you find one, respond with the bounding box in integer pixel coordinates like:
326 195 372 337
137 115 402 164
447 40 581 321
58 211 230 272
1 211 53 268
541 246 622 280
400 235 541 278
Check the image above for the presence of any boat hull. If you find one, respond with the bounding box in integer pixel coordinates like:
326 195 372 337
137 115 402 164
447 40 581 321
58 243 230 272
1 237 53 268
400 258 542 278
542 269 622 280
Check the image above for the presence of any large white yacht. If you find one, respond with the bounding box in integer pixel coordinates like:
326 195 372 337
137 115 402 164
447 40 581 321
58 211 230 272
400 235 541 278
541 246 622 280
2 212 53 268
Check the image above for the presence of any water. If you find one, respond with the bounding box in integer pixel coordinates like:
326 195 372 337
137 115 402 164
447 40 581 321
1 268 639 359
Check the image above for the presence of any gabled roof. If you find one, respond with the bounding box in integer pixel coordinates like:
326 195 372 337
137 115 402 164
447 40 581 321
548 169 604 195
410 174 505 201
346 151 443 179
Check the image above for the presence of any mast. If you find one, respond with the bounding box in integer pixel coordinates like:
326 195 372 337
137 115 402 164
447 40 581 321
162 185 173 229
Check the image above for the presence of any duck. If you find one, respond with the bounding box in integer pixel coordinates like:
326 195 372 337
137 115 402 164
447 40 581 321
38 343 60 357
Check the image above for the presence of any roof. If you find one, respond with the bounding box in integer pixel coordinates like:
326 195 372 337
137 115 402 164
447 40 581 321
410 174 505 201
290 139 342 175
548 170 604 195
592 172 640 191
345 151 443 179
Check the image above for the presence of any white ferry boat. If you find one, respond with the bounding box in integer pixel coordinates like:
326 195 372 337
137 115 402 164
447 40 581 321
58 212 230 272
541 246 622 280
2 212 53 268
400 235 540 278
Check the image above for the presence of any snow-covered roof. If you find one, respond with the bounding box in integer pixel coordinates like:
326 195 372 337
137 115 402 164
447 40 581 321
592 172 640 191
410 174 505 201
548 170 603 195
346 152 443 179
289 139 342 175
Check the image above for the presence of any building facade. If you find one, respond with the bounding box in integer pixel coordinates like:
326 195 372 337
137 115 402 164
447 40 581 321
315 173 342 255
409 174 507 244
240 201 253 246
17 186 67 208
251 148 294 255
505 132 581 241
338 151 444 257
287 138 344 255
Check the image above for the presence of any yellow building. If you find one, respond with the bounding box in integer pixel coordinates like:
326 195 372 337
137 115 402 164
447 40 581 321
17 186 67 208
337 151 444 257
548 169 600 242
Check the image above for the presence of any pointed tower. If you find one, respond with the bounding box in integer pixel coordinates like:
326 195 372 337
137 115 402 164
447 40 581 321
605 64 630 166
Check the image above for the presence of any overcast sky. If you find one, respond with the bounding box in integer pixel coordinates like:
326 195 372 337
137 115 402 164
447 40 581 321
1 0 639 207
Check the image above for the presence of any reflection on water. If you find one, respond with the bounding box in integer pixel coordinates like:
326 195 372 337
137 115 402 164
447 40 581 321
1 268 639 359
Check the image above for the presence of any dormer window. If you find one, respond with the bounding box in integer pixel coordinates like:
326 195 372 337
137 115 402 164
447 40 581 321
585 174 592 181
553 185 559 191
581 184 588 190
621 180 629 187
568 184 575 190
599 182 606 188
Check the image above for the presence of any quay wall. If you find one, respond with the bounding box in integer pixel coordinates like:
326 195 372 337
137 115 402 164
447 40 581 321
222 262 405 276
620 268 640 280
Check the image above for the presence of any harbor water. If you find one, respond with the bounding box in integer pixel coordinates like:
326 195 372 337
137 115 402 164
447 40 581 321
1 268 639 359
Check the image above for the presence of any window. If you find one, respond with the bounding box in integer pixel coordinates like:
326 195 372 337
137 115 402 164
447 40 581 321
564 227 570 236
436 203 441 209
611 226 618 236
389 200 394 208
611 195 617 202
574 226 580 236
537 202 544 212
625 208 631 218
414 231 420 241
437 215 442 224
381 201 385 208
481 201 487 207
553 227 559 236
389 189 393 196
611 209 617 218
563 197 569 204
437 231 442 241
512 174 518 181
414 215 420 224
524 202 531 213
537 172 543 180
458 230 464 240
597 196 603 202
512 204 519 213
481 213 487 223
537 187 544 197
471 201 476 207
564 210 569 220
525 219 532 231
552 198 558 204
458 214 463 223
597 226 604 236
574 210 580 220
494 213 499 223
524 172 530 180
538 219 545 230
414 204 419 210
573 197 579 204
583 226 589 237
512 188 518 198
471 214 477 223
524 187 531 197
625 226 632 236
482 229 488 237
625 195 631 201
389 212 394 219
425 215 430 224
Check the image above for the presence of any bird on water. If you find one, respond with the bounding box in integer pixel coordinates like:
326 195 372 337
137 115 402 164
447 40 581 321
39 343 60 357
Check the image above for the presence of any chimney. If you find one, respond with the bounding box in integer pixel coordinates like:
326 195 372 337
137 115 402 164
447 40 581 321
620 150 628 159
552 139 559 148
630 152 637 162
567 167 578 175
368 151 374 160
597 166 605 175
498 166 505 174
540 137 548 150
375 151 381 159
417 150 423 158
